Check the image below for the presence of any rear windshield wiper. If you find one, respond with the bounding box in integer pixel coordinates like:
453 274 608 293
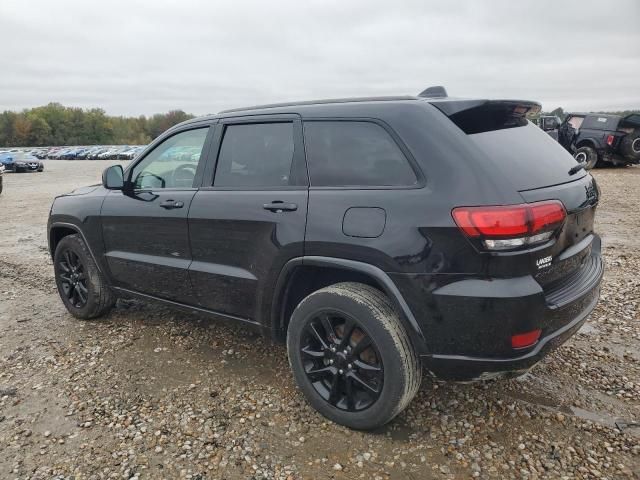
568 162 587 175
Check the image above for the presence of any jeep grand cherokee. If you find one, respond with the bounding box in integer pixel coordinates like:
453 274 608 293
48 87 603 429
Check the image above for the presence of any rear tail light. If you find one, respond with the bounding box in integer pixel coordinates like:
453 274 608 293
606 134 615 146
452 200 566 251
511 329 542 349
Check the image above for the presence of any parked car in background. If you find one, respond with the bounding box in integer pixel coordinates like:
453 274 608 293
61 147 86 160
49 88 603 430
12 152 44 172
75 148 91 159
49 148 71 160
117 146 145 160
88 147 109 159
101 147 117 159
553 113 640 168
0 152 16 171
0 152 43 172
0 163 4 194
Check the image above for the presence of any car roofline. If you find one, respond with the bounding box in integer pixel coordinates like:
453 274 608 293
172 93 540 130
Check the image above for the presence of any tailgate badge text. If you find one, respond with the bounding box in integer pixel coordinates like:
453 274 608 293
536 255 552 269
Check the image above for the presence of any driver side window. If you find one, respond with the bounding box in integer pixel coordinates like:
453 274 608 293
131 127 209 189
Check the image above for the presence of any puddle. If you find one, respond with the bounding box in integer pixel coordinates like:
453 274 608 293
569 406 619 427
570 406 640 437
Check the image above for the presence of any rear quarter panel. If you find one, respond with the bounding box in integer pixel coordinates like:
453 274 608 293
302 102 525 275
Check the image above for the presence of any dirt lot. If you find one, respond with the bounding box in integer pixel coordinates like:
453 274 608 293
0 161 638 480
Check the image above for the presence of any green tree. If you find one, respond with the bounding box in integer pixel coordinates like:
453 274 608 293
27 115 52 146
0 104 195 147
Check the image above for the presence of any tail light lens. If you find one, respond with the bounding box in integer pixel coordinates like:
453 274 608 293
606 134 615 146
452 200 566 251
511 329 542 349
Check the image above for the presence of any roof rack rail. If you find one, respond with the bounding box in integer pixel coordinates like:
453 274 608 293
418 86 448 98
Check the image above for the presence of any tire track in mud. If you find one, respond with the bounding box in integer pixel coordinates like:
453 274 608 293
0 258 57 294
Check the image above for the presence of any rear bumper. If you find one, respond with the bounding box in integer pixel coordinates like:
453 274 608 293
413 236 603 381
423 287 599 381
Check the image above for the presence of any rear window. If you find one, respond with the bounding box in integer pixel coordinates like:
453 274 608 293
304 121 417 187
582 115 619 131
467 122 586 191
214 123 295 187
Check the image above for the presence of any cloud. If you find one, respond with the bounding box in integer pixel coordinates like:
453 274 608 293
1 0 638 115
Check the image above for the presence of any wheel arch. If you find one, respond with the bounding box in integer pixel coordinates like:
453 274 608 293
49 222 103 273
271 256 427 354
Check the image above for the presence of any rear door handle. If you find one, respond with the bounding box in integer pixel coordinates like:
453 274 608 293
263 201 298 213
160 199 184 209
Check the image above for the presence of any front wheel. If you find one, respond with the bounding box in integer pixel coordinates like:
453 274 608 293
54 234 116 319
574 146 598 169
287 282 421 430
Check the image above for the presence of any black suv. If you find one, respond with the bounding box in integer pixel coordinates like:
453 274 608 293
48 88 603 429
556 112 640 169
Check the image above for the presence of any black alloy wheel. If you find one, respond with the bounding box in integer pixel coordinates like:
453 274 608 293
300 310 384 412
57 249 89 308
287 283 421 430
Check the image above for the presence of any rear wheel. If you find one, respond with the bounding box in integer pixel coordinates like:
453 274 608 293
287 282 421 430
574 146 598 169
54 234 116 319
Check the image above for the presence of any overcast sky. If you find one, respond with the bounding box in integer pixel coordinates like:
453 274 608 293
1 0 638 116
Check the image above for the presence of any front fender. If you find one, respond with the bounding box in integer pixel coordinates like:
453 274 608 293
48 187 109 273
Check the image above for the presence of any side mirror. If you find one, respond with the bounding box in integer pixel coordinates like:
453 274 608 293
102 165 124 190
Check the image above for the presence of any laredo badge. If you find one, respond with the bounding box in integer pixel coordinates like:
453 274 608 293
536 255 552 269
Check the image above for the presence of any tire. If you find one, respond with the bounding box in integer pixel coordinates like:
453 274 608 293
54 234 116 319
574 146 598 169
620 131 640 161
287 282 421 430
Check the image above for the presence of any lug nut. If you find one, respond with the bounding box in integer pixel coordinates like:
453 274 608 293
328 359 334 365
338 369 344 375
343 350 347 354
331 347 336 352
347 363 353 369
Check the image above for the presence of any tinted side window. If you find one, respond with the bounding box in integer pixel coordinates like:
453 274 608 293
304 121 417 187
214 123 295 187
582 115 618 131
131 127 209 189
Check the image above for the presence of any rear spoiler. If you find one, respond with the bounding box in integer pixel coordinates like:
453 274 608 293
429 99 542 134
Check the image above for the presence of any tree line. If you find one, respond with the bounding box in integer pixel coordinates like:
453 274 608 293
0 103 194 147
543 107 639 120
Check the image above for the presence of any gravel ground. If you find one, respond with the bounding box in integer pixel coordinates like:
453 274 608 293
0 161 638 480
